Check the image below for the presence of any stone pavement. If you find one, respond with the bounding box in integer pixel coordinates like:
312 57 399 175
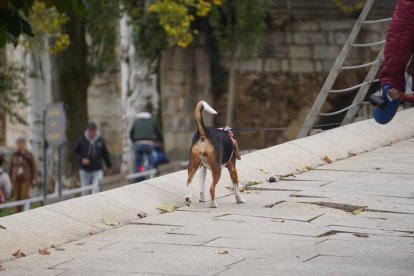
1 138 413 275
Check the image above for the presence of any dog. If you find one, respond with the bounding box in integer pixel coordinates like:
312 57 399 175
185 101 245 208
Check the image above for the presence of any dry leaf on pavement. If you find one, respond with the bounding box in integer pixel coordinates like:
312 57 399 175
353 233 369 238
322 155 333 163
0 224 6 229
12 249 26 258
38 248 50 255
156 204 178 213
89 229 98 235
218 250 229 254
100 218 120 226
137 212 147 218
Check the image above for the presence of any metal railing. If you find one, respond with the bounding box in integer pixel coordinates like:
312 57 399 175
0 170 157 212
297 0 393 138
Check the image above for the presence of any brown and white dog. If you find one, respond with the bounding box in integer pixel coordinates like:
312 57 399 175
185 101 245 208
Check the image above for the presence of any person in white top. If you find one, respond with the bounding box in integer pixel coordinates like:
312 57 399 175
0 154 12 203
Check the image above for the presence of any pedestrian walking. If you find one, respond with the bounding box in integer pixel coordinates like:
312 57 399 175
130 104 163 172
0 154 12 204
73 123 112 196
9 137 38 212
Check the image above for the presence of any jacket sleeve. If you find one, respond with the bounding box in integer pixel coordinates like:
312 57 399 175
154 121 164 143
379 0 414 92
101 139 112 169
129 121 135 143
29 152 38 181
73 137 83 163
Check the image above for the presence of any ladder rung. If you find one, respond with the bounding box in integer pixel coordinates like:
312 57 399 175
319 103 360 116
341 60 380 70
363 18 392 24
330 79 379 93
353 40 385 47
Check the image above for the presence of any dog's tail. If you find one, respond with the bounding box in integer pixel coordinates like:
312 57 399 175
194 101 218 137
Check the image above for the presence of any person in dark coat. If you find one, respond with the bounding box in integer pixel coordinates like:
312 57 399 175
379 0 414 100
73 123 112 196
130 104 163 172
9 137 38 212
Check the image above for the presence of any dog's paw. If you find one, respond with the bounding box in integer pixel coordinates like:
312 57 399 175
209 200 218 208
199 193 206 202
236 196 245 204
185 197 192 206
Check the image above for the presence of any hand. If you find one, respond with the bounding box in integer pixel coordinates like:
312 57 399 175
388 88 404 100
81 158 90 165
32 179 39 187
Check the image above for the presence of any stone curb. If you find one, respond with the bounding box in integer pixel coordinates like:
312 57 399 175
1 108 414 262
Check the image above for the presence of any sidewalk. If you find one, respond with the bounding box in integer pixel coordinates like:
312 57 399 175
1 138 413 275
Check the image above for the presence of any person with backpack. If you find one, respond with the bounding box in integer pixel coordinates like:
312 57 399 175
9 137 38 212
130 104 164 172
0 153 12 204
73 123 112 196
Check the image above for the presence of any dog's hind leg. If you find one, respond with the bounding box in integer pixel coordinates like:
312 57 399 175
209 167 221 208
199 166 207 202
185 158 201 206
227 162 245 204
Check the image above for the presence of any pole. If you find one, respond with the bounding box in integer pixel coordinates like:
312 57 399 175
43 110 48 200
58 144 63 197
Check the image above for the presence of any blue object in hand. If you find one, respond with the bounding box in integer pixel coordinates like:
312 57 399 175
373 84 400 124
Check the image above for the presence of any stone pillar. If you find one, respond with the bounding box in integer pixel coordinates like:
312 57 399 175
160 38 213 160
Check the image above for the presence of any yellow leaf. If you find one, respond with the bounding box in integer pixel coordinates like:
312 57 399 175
157 204 178 213
322 155 333 164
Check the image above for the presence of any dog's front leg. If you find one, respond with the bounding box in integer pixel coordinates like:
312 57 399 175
199 166 207 202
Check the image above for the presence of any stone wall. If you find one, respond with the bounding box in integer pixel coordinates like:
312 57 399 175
87 66 123 171
213 13 392 150
160 37 214 160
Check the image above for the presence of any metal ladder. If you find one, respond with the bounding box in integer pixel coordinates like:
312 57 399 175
297 0 392 138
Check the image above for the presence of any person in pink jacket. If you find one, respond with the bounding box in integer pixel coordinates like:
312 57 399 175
379 0 414 100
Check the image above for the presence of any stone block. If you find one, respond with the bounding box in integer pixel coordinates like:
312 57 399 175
320 20 354 31
291 59 314 73
264 58 280 72
281 59 290 72
289 45 312 58
313 45 340 59
293 32 326 44
238 58 263 72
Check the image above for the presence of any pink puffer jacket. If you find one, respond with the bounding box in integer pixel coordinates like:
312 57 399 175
379 0 414 92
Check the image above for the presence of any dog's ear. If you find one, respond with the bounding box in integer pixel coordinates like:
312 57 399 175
202 101 218 115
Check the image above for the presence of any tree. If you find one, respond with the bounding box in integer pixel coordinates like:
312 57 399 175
0 0 90 48
209 0 269 125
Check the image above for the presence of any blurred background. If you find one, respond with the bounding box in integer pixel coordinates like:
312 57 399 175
0 0 396 214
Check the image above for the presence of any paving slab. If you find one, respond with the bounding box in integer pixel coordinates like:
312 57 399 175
2 112 414 275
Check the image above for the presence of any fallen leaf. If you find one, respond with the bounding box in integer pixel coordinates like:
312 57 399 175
89 229 98 235
54 248 65 251
137 212 147 219
38 248 50 255
0 265 4 271
12 249 26 258
156 204 178 213
351 208 365 215
0 224 6 229
353 233 369 238
218 250 229 254
348 152 357 157
322 155 333 164
100 218 120 226
76 242 86 246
